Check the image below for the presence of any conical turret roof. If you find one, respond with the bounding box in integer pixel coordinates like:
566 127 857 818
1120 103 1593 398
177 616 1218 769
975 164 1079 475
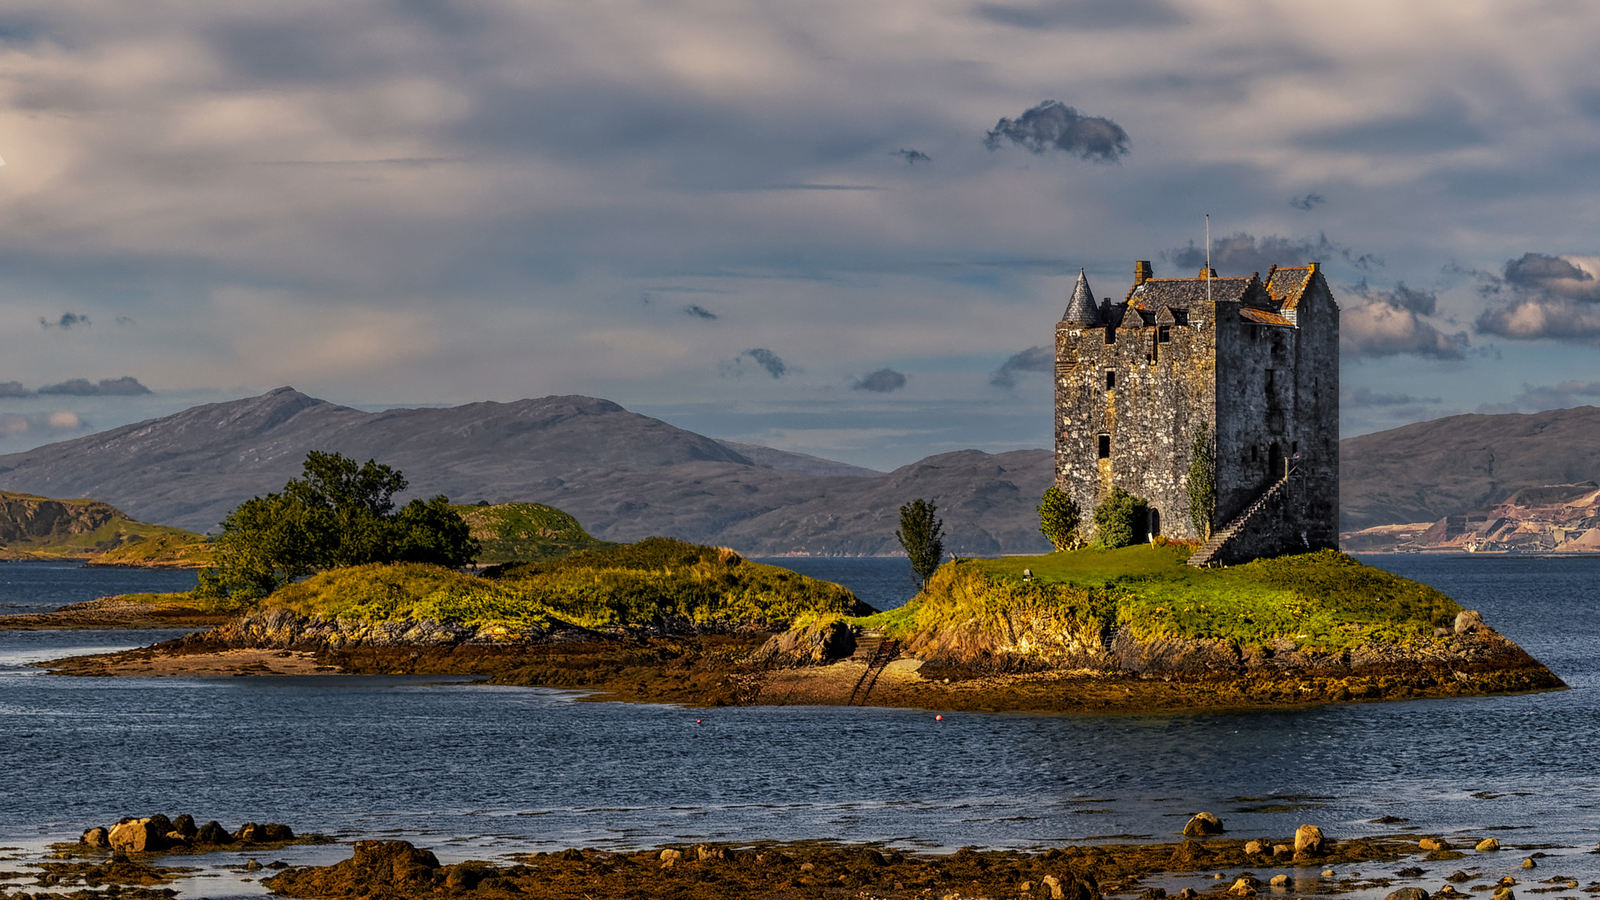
1061 269 1101 325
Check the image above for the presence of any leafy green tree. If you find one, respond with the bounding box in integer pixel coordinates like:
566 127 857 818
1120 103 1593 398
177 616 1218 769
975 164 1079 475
1037 486 1083 552
196 451 479 604
390 496 479 568
1092 486 1148 549
896 498 945 586
1185 421 1218 540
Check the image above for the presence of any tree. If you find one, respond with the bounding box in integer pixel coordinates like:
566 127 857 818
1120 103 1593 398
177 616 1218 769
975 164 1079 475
196 451 480 604
896 498 945 586
1185 421 1218 540
1092 486 1147 549
1037 486 1083 552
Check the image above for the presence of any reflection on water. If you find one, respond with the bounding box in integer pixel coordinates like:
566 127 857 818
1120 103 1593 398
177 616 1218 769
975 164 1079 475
0 554 1596 895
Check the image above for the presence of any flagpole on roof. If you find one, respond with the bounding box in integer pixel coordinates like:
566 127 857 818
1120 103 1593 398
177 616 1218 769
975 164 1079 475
1205 214 1212 306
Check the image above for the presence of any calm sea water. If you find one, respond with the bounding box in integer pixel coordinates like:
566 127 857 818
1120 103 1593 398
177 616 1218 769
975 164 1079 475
0 555 1597 897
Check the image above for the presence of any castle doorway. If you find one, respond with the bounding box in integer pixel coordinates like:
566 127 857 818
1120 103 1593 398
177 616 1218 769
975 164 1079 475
1149 508 1161 538
1269 444 1284 478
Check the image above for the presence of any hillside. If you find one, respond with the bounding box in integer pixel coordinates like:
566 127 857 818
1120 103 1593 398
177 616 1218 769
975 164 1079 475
0 491 208 563
0 388 1053 556
453 501 617 564
1340 405 1600 530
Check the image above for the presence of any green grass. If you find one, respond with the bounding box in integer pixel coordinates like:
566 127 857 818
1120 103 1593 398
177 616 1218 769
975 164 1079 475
860 544 1461 653
452 502 618 564
266 538 866 631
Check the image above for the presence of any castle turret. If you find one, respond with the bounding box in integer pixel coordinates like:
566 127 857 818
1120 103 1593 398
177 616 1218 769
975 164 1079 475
1061 269 1101 326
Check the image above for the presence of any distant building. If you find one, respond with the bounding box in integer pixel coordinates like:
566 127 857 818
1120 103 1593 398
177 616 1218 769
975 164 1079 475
1054 260 1339 565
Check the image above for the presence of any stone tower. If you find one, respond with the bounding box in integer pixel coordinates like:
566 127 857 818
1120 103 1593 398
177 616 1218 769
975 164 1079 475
1054 260 1339 565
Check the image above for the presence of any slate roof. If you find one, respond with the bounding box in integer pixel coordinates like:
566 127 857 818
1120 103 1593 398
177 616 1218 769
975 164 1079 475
1264 265 1315 310
1126 276 1255 311
1061 269 1101 325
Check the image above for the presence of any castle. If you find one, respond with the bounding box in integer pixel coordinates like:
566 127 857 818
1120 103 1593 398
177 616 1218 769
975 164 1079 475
1054 260 1339 566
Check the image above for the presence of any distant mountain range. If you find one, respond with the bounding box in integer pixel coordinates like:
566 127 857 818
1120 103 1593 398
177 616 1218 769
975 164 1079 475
0 388 1053 556
4 388 1595 554
1339 405 1600 531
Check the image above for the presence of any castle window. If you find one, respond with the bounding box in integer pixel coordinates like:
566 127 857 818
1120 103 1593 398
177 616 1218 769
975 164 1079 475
1251 445 1259 463
1266 368 1276 392
1098 434 1111 459
1250 325 1260 341
1173 310 1188 326
1157 325 1171 343
1105 370 1116 390
1104 328 1116 345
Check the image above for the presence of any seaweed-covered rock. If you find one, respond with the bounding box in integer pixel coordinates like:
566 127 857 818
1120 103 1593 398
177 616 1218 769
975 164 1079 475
1183 812 1225 836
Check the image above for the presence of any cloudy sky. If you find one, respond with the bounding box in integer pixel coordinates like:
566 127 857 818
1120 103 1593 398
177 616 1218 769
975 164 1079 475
2 0 1600 469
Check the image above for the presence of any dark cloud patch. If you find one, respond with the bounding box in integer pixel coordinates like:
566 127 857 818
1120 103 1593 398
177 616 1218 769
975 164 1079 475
1297 103 1486 155
40 312 89 329
0 381 29 397
1290 193 1324 211
1474 252 1600 342
1166 232 1379 275
984 101 1129 163
115 315 136 326
975 0 1188 30
722 349 789 379
1347 387 1441 407
1349 278 1437 316
990 346 1052 389
852 368 908 393
36 376 151 396
684 304 718 320
1341 282 1467 359
892 149 932 165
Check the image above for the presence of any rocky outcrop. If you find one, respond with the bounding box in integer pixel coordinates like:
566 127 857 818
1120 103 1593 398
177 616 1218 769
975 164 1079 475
747 618 856 667
0 492 125 545
83 815 307 854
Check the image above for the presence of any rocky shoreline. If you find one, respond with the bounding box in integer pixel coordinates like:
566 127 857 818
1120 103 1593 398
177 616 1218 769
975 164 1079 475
4 813 1587 900
0 596 230 631
34 602 1565 713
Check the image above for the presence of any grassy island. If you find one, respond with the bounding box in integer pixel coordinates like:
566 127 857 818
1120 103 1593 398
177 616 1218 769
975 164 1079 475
868 543 1462 654
269 537 868 632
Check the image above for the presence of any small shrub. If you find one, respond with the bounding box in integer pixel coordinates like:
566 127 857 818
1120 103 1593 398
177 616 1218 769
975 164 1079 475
1093 487 1147 548
1037 486 1083 551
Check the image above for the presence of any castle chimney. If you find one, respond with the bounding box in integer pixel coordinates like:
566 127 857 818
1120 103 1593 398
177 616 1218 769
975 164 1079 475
1134 260 1153 286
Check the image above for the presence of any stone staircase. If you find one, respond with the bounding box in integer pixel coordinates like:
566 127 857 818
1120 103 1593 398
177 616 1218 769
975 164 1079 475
1187 474 1290 568
846 629 901 706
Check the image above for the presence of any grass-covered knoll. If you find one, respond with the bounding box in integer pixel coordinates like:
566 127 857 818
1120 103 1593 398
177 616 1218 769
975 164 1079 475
95 531 214 567
451 502 617 564
0 490 210 563
268 538 868 631
862 544 1462 652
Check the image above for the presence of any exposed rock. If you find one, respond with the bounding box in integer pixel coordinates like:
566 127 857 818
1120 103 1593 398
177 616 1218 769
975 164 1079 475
1270 874 1289 887
1182 813 1225 836
1492 889 1515 900
244 860 263 872
1455 611 1485 635
1520 858 1535 869
195 821 232 845
1419 839 1450 851
1295 824 1326 856
81 827 110 849
659 849 682 863
1273 844 1293 858
1385 890 1430 900
1245 841 1264 856
169 815 197 840
1476 838 1500 853
749 619 856 668
1043 873 1064 899
108 819 167 853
